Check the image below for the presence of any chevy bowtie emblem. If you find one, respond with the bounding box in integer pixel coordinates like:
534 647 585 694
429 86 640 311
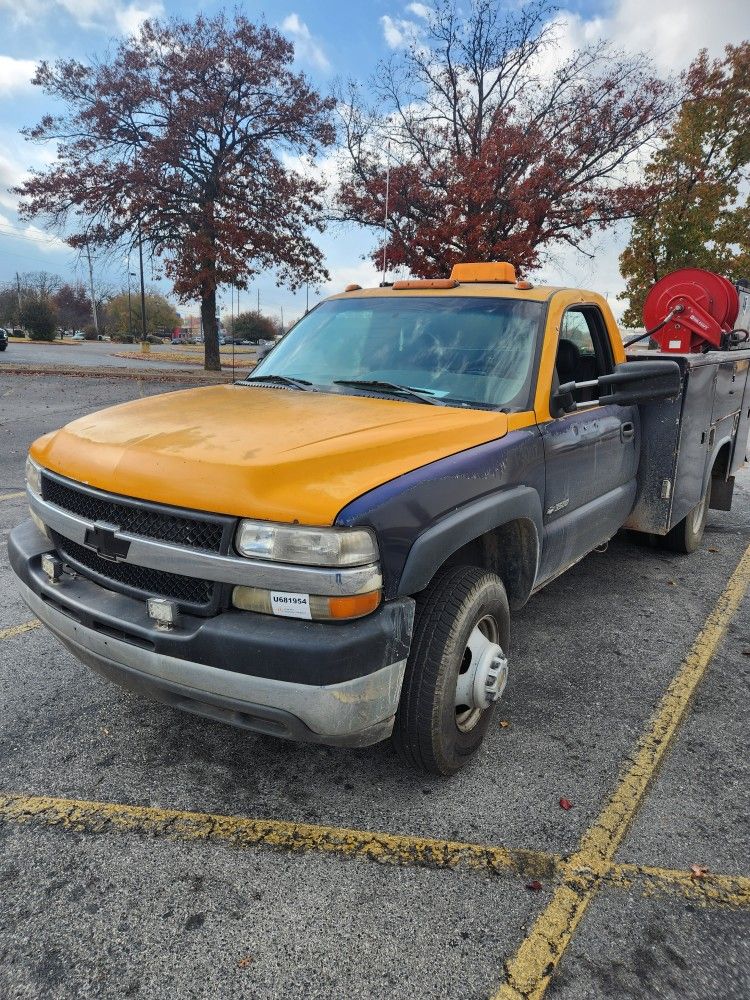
84 522 131 562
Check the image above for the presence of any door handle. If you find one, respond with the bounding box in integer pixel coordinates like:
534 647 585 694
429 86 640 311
621 421 635 442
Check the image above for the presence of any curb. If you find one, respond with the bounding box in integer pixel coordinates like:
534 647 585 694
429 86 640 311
0 363 240 383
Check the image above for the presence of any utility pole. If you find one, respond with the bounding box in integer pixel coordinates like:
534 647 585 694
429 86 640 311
127 269 137 338
138 223 147 344
305 281 309 314
15 272 22 314
86 247 100 337
381 142 391 287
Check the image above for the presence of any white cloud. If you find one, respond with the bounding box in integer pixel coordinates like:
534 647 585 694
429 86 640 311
548 0 747 73
380 14 427 50
606 0 747 71
381 15 405 49
406 3 430 19
281 13 331 72
0 55 37 95
113 3 163 35
0 0 163 33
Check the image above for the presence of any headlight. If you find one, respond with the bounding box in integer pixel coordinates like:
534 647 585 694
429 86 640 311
26 455 42 497
26 455 49 538
235 520 378 567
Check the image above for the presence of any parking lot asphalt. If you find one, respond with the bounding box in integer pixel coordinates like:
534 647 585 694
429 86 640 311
0 373 748 999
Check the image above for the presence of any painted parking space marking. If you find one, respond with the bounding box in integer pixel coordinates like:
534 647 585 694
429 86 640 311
0 620 40 641
0 792 556 880
605 861 750 910
496 541 750 1000
0 491 25 501
0 792 747 913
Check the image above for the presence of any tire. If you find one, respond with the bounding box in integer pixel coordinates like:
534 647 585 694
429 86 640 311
664 485 709 554
392 565 510 776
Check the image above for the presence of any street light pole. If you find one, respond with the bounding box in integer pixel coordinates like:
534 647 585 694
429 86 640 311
127 269 137 339
138 223 147 346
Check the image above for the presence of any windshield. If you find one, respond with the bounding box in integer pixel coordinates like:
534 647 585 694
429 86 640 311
251 295 543 409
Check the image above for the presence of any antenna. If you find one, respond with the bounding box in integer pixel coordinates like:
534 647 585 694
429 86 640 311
231 285 236 383
381 143 391 286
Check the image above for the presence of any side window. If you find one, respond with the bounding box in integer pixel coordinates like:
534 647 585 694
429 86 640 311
554 306 614 407
560 311 595 355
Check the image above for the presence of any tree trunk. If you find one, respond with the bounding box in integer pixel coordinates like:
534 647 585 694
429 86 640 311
201 289 221 371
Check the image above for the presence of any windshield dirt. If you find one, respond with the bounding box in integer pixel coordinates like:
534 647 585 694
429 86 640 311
251 296 543 409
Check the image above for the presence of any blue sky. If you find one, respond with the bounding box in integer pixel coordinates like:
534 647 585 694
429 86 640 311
0 0 746 324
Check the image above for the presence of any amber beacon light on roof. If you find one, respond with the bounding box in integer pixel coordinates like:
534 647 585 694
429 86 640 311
450 261 517 283
344 262 530 292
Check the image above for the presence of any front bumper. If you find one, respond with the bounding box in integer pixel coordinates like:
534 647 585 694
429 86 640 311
9 520 415 747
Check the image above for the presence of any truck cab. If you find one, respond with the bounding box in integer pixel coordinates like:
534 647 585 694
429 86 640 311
9 262 744 774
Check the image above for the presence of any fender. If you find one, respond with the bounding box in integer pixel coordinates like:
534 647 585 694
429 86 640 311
705 431 736 511
396 485 543 601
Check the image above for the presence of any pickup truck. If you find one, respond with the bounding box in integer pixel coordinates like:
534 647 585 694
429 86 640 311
9 262 750 774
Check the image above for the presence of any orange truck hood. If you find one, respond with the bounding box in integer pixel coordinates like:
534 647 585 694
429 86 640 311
30 384 509 525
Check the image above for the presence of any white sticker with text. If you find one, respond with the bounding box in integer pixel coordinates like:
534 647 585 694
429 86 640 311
270 591 312 620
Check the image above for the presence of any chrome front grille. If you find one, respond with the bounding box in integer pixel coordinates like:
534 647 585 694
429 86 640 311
41 471 235 615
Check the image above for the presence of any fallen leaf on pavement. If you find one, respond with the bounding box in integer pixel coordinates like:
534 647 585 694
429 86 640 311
526 880 543 891
237 956 254 969
559 798 573 810
690 864 709 879
707 547 718 553
499 720 510 729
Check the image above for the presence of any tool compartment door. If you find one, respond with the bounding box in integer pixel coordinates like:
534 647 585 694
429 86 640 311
729 359 750 475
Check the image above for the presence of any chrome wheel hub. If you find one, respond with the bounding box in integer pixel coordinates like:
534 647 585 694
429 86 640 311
455 615 508 732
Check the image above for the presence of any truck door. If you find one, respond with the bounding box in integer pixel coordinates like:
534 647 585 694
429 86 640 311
538 305 639 583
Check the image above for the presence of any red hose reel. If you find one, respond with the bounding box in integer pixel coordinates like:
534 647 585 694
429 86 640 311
643 268 742 353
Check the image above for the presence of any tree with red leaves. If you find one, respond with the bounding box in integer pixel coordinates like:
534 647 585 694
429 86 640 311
336 0 677 279
52 283 92 334
16 12 335 370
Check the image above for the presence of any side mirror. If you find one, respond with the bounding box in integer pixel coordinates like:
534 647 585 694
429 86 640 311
552 360 682 413
598 360 682 406
552 382 577 414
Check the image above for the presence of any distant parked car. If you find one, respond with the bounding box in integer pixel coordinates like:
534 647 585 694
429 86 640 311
71 332 86 341
255 341 275 360
0 328 8 351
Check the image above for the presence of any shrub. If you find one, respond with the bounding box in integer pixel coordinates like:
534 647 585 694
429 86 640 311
20 298 57 341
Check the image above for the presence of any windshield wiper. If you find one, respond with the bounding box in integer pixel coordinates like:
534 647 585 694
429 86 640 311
333 379 447 406
243 374 316 391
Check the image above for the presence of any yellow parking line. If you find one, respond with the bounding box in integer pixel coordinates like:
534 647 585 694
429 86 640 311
496 541 750 1000
1 791 748 911
0 620 40 641
0 792 557 879
606 861 750 909
0 491 25 501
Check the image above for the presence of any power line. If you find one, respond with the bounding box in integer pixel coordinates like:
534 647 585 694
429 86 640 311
0 224 70 248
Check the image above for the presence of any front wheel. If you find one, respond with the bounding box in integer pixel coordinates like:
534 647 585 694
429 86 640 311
392 565 510 776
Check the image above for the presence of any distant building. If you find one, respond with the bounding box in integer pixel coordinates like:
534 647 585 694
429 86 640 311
173 313 224 342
